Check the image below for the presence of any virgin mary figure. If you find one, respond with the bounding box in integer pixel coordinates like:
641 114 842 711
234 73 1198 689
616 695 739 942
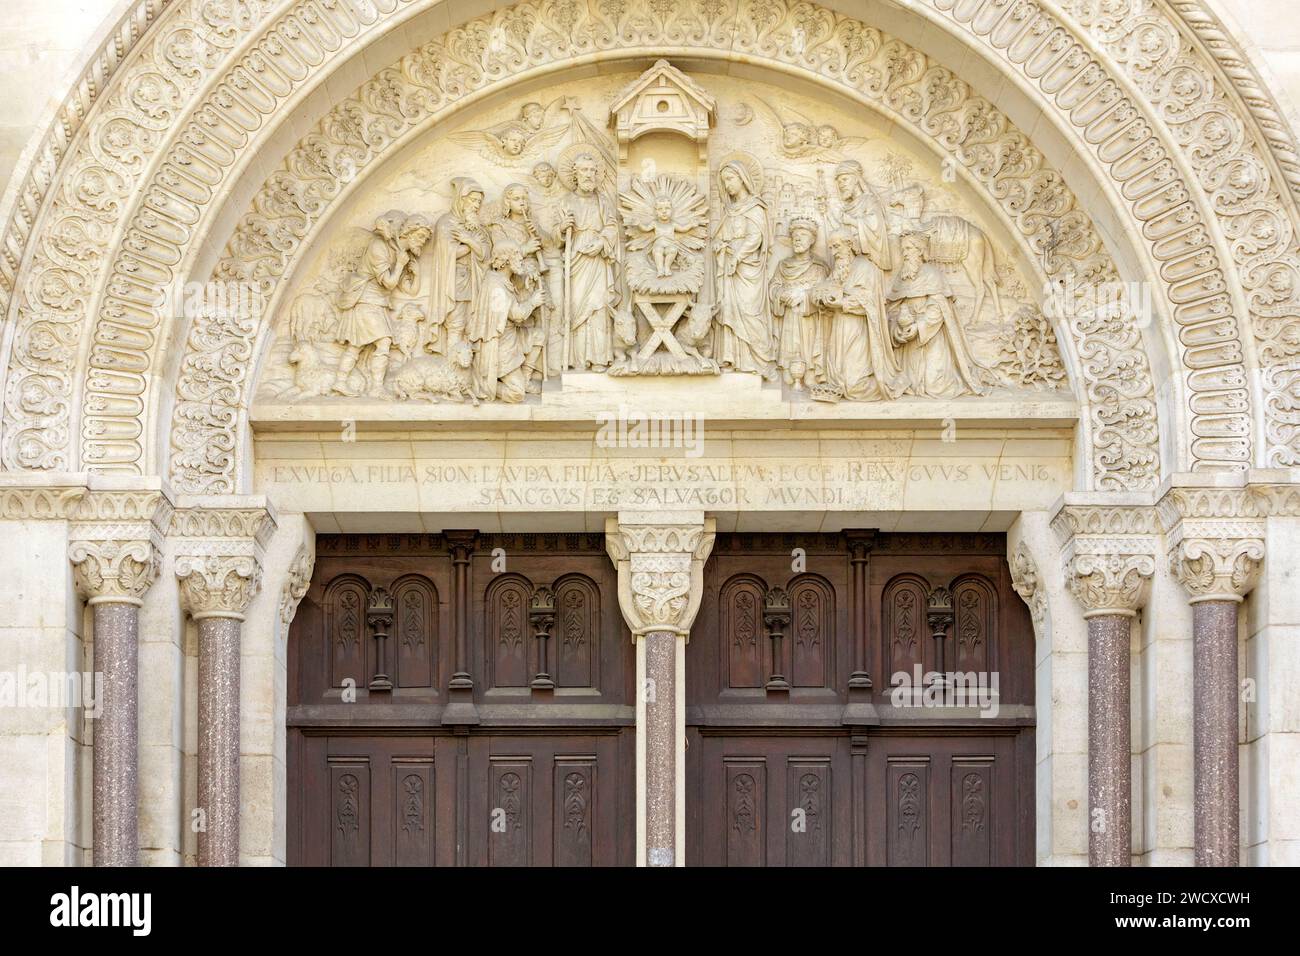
711 157 776 379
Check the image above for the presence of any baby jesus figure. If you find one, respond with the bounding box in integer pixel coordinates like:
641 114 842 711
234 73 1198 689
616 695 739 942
621 175 709 295
644 194 705 277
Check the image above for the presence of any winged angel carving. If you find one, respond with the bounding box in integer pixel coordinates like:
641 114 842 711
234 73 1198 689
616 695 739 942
449 98 575 166
749 98 866 161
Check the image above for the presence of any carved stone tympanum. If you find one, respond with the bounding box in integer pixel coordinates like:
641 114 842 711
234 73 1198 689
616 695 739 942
252 59 1072 414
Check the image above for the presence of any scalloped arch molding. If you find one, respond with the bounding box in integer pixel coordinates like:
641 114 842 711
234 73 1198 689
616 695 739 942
1 0 1297 492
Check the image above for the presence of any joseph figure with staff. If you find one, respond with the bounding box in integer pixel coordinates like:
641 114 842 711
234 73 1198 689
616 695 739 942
553 146 621 372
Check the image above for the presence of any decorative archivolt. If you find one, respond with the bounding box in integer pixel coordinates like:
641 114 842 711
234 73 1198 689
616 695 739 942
1040 0 1300 468
2 0 1299 483
2 0 398 475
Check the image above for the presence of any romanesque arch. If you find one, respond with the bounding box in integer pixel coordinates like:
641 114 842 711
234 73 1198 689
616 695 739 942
2 0 1298 871
2 0 1299 486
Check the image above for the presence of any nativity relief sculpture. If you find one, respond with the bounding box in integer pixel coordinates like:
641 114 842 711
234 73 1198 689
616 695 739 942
264 62 1068 407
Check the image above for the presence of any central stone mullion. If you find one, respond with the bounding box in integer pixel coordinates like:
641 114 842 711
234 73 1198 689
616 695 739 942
641 629 679 866
607 511 715 867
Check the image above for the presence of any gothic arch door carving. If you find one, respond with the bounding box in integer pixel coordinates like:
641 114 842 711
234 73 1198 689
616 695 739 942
685 533 1034 866
288 533 635 866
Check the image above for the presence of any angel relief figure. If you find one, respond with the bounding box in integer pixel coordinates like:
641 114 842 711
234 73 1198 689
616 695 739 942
449 98 572 167
620 175 707 294
751 98 866 161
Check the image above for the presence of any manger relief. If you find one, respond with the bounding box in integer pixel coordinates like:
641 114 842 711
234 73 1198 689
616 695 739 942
261 62 1068 407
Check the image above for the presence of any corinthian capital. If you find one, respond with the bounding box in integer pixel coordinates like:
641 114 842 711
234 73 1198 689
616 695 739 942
1158 475 1265 603
172 496 277 620
1169 537 1263 602
176 554 263 619
605 511 716 637
68 482 172 604
1063 552 1156 615
1052 497 1159 616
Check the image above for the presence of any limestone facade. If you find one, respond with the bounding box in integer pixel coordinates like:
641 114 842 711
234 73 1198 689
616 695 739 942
1 0 1299 866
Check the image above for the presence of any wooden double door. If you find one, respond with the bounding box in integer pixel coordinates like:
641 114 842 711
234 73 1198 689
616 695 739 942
288 531 1033 866
288 532 636 867
294 731 629 866
684 532 1034 866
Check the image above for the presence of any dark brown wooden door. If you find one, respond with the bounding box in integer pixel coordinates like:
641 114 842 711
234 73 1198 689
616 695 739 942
686 532 1034 866
288 533 636 866
289 531 1033 866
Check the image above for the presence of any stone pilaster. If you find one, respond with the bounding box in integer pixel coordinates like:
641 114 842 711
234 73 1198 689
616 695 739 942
67 480 172 867
1053 498 1158 867
1159 477 1264 867
1245 471 1300 864
605 511 715 867
173 497 277 867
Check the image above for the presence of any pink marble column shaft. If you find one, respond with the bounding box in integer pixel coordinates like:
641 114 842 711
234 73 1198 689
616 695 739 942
1193 599 1240 867
92 600 139 867
197 615 242 867
1088 612 1132 867
644 630 676 867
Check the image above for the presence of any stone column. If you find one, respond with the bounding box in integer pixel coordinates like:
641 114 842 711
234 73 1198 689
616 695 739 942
1053 500 1157 867
173 498 277 867
606 511 715 867
1160 479 1264 867
68 483 171 867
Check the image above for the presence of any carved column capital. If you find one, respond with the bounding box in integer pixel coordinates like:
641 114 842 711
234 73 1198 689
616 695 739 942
176 555 263 619
1052 498 1159 616
1169 538 1264 603
67 483 172 605
605 511 716 637
1158 476 1265 603
172 497 277 620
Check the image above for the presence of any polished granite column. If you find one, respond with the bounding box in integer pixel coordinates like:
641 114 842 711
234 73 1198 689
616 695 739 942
69 484 170 867
1084 608 1136 867
642 629 677 865
1054 500 1157 868
1168 533 1263 867
175 498 276 866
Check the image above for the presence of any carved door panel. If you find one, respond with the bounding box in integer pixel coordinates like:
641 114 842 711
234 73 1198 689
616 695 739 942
865 733 1022 867
691 734 852 867
464 733 630 867
297 734 454 867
